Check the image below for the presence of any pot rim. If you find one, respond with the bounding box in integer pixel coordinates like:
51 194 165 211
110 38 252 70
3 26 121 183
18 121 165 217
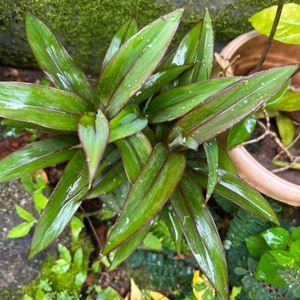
220 30 300 207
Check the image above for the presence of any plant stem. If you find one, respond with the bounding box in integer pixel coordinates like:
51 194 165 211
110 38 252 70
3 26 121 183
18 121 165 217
251 0 285 73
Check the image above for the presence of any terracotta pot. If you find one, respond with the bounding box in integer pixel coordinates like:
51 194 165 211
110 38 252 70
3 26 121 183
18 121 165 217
220 31 300 206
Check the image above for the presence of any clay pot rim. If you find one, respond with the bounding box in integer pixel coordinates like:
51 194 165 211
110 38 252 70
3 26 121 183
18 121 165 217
220 30 300 207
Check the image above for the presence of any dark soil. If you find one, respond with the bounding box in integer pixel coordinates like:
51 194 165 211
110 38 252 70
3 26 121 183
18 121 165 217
245 119 300 186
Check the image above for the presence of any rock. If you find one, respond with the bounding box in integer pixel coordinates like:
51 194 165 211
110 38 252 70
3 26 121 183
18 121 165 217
1 0 298 75
0 181 68 299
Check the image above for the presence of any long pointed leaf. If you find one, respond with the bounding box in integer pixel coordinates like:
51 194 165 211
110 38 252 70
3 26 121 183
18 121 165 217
26 14 93 102
102 19 138 70
116 132 152 183
29 150 88 258
147 77 239 123
102 143 185 254
171 174 228 300
0 136 77 183
109 105 147 142
96 9 183 117
109 133 153 269
168 66 298 148
203 139 218 201
78 110 109 185
190 165 278 224
0 83 93 131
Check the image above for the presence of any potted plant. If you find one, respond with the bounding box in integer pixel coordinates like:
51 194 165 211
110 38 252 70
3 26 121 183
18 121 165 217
220 3 300 206
0 7 297 299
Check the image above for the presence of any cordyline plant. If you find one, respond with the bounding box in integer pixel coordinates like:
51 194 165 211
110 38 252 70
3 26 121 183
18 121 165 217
0 8 297 299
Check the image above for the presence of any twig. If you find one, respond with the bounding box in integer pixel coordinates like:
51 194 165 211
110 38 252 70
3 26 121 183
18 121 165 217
79 206 102 253
272 157 300 173
251 0 285 73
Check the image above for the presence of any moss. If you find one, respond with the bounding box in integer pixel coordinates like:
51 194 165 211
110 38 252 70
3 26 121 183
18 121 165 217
0 0 299 75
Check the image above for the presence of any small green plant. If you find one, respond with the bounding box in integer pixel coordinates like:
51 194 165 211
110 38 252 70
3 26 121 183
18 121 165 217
0 7 297 299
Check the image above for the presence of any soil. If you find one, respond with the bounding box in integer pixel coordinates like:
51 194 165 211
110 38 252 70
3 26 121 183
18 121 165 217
245 120 300 186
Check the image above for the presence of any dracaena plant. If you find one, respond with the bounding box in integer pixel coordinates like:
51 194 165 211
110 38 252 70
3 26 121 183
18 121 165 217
0 8 297 299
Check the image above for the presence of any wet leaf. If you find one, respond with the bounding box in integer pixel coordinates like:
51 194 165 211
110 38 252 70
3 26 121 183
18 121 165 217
0 83 93 131
102 18 138 70
171 173 228 300
204 139 218 201
102 143 185 254
78 110 109 185
168 66 298 149
261 227 290 250
29 150 89 258
249 3 300 44
227 116 257 149
147 77 239 123
26 14 93 102
191 166 278 224
245 235 269 258
0 136 77 183
109 104 147 142
276 113 295 146
96 9 183 117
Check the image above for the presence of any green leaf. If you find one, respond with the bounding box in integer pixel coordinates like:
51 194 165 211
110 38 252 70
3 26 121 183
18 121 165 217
51 259 70 274
249 3 300 44
245 235 269 258
172 9 213 85
109 133 153 270
191 166 278 224
78 110 109 185
73 247 83 268
0 83 93 131
171 173 228 300
96 287 123 300
33 191 48 214
261 227 290 250
109 104 147 142
203 139 218 202
86 161 127 199
7 222 35 238
70 216 84 241
276 113 295 146
102 18 138 70
102 143 186 254
291 227 300 241
161 205 182 254
0 136 77 183
116 132 152 183
168 66 298 148
109 226 151 271
91 261 100 273
290 239 300 257
267 90 300 112
256 253 285 286
29 150 89 258
147 77 239 124
218 147 237 174
75 270 87 286
265 80 289 108
270 250 297 268
96 9 183 117
58 244 72 263
133 65 193 104
143 232 163 251
26 14 93 102
15 205 36 222
227 116 257 149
